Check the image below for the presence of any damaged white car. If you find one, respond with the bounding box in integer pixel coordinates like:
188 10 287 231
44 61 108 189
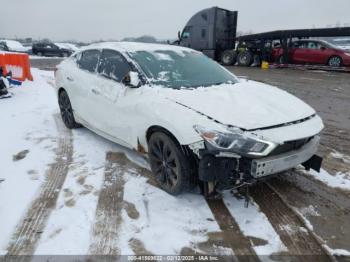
55 42 324 196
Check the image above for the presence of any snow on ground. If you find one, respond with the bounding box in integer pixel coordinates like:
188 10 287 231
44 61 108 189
120 174 220 255
222 191 287 256
330 151 350 165
29 56 63 60
0 69 58 253
35 126 220 255
34 126 151 254
304 168 350 191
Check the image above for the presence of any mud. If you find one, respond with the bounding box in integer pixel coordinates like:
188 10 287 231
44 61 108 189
88 152 126 255
12 150 29 161
206 199 259 260
268 172 350 252
6 114 73 255
128 238 154 256
250 183 330 261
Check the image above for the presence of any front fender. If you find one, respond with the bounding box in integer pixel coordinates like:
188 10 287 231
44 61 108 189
135 98 219 153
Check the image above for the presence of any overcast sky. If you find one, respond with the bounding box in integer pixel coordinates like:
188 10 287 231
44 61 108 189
1 0 349 42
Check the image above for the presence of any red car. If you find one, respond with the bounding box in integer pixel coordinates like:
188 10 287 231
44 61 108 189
272 40 350 67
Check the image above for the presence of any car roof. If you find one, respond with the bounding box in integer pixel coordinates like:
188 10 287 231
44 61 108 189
80 41 197 54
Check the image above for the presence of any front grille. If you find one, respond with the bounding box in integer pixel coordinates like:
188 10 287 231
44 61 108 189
270 137 313 156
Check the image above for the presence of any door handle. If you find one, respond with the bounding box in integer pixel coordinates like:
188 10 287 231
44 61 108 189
91 88 101 95
67 76 74 82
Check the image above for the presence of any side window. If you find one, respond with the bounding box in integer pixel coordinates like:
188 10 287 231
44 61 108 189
78 50 100 73
307 42 320 49
182 26 192 39
293 42 302 48
97 49 131 82
299 42 308 48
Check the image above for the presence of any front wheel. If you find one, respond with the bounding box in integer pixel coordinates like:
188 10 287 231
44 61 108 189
58 90 81 129
148 132 191 195
328 56 342 67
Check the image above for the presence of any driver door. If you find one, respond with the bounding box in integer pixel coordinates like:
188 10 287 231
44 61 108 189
92 49 134 146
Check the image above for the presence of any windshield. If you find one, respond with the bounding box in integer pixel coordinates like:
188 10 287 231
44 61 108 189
129 50 238 88
321 40 344 50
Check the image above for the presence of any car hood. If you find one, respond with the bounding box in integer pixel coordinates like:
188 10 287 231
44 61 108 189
158 80 316 130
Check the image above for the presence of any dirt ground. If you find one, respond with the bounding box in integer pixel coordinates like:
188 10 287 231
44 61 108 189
18 59 349 261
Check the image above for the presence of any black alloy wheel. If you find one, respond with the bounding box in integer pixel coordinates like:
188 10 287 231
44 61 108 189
148 132 190 195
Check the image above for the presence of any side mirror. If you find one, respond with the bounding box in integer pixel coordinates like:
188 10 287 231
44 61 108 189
178 31 181 41
123 71 141 88
321 46 326 51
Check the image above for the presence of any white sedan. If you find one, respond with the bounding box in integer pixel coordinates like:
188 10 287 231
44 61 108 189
55 42 324 196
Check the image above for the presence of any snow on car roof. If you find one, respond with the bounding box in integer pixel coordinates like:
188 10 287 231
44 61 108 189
82 41 198 54
0 40 25 49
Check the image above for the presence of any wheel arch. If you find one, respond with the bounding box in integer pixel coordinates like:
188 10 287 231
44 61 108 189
146 125 182 147
58 87 66 96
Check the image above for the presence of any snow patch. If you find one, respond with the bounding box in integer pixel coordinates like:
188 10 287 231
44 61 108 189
222 191 287 255
0 69 58 251
119 174 220 255
305 168 350 191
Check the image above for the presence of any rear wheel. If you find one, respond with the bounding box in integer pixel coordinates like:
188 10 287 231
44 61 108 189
221 50 237 66
58 90 81 129
148 132 191 195
237 51 254 67
328 56 342 67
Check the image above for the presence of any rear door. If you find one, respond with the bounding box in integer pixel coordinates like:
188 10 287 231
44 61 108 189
72 49 101 125
290 41 310 63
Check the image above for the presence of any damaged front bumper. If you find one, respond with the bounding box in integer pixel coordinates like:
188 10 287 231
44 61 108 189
194 135 322 188
251 136 321 178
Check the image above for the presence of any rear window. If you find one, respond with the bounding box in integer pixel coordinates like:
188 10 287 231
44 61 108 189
78 50 100 73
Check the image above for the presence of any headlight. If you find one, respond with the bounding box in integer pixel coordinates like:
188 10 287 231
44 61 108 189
193 125 277 156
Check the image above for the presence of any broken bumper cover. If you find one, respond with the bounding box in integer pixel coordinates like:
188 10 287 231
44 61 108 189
251 136 321 178
197 135 322 184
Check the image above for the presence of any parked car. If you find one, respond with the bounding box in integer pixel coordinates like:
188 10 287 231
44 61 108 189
272 39 350 67
55 42 80 52
55 42 324 196
0 40 31 53
332 38 350 51
32 42 72 57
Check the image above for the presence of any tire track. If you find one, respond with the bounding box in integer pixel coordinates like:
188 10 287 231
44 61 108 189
88 152 136 255
6 114 73 255
206 199 260 261
250 182 333 261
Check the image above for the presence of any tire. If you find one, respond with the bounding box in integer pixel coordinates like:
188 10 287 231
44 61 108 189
221 50 237 66
328 56 343 67
58 90 81 129
148 132 191 195
276 55 287 64
237 51 254 67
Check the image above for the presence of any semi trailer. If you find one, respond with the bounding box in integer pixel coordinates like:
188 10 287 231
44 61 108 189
175 6 350 67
